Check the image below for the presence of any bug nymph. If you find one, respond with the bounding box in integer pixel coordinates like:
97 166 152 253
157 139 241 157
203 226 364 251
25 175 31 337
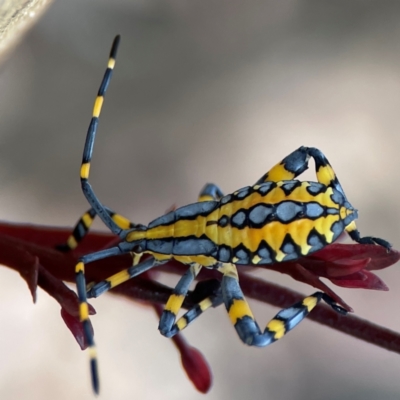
60 35 391 393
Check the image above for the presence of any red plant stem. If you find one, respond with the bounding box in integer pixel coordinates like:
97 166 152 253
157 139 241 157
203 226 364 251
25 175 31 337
0 222 399 356
238 273 400 354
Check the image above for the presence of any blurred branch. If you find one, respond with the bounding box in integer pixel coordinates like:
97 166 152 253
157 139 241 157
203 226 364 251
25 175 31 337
0 0 52 59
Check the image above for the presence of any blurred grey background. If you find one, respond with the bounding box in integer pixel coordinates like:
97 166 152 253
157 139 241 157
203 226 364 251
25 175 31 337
1 1 400 399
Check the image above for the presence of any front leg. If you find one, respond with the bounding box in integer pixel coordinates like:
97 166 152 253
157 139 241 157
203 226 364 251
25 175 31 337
198 183 224 202
345 221 391 250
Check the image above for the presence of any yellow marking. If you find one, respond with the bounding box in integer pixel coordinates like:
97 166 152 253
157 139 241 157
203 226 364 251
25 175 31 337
93 96 104 118
152 252 173 262
126 230 146 242
174 255 216 267
88 347 97 359
75 261 85 273
67 236 78 250
313 214 339 243
141 178 342 266
264 162 296 182
266 319 286 339
316 165 336 186
232 256 239 263
275 250 286 262
108 58 115 69
252 255 262 264
285 220 313 255
111 213 131 230
165 294 185 315
302 295 318 312
218 263 239 279
345 221 357 232
174 217 205 238
253 184 261 190
198 195 215 202
218 215 340 259
228 299 254 325
79 303 89 321
146 224 175 240
80 163 90 179
192 263 202 275
177 318 187 331
215 184 339 253
146 209 219 241
199 297 213 311
132 253 142 265
107 269 131 289
82 212 94 228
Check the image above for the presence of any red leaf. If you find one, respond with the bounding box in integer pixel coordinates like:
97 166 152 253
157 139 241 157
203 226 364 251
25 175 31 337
61 308 94 350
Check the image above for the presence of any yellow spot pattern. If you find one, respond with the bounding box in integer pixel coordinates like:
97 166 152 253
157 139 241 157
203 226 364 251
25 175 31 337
165 294 185 315
126 230 146 242
198 195 215 202
316 165 335 186
177 318 187 331
88 347 97 359
264 162 296 182
266 319 286 339
107 269 131 289
111 214 131 230
199 297 213 311
108 58 116 69
93 96 104 118
80 163 90 180
228 299 254 325
67 236 78 250
302 296 318 312
80 303 89 321
76 262 85 273
345 220 357 233
82 213 94 228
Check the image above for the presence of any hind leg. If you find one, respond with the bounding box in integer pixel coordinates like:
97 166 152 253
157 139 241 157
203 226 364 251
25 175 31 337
217 262 346 346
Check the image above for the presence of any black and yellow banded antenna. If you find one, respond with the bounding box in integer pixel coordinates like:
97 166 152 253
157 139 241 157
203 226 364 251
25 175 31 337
75 35 125 394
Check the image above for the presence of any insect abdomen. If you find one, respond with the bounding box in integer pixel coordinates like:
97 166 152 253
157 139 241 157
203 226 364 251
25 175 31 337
212 181 350 264
141 180 355 265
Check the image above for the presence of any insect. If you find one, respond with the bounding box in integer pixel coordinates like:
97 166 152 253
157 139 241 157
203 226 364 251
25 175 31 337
65 35 391 393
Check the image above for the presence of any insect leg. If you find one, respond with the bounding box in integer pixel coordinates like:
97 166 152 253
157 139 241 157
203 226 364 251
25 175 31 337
301 148 391 249
158 269 223 337
56 206 140 252
256 146 311 183
198 183 224 202
345 221 391 250
84 184 224 298
156 182 224 336
75 245 135 394
256 147 391 249
218 263 346 347
256 146 345 194
86 255 161 299
158 263 202 336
